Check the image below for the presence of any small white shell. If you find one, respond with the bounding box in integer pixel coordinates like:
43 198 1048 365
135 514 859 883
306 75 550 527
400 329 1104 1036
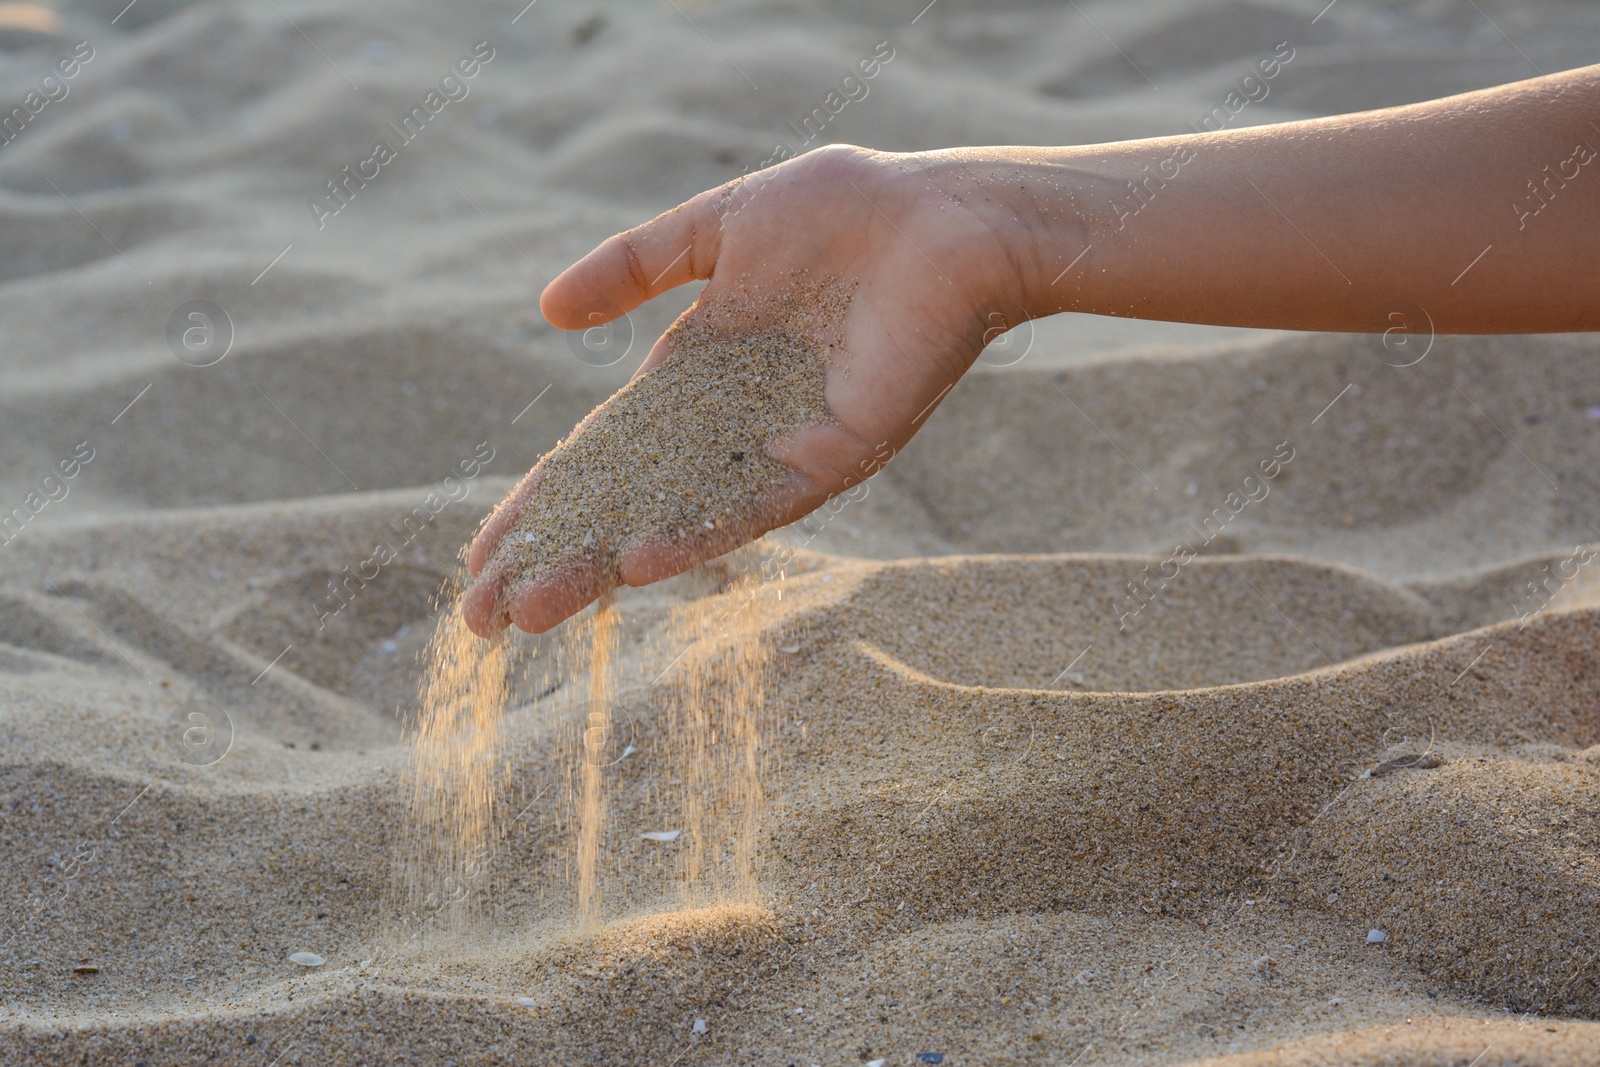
289 952 326 967
640 830 681 843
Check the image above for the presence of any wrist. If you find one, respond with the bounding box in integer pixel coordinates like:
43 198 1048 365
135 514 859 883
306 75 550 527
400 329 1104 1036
908 146 1118 320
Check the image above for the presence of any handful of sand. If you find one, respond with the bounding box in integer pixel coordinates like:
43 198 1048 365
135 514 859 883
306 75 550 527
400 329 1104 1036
482 276 852 606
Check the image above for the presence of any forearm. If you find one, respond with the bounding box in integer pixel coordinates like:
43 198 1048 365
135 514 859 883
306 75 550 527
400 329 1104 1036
942 64 1600 334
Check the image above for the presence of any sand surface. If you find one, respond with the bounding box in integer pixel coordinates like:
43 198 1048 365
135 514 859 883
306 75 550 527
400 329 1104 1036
3 1 1600 1063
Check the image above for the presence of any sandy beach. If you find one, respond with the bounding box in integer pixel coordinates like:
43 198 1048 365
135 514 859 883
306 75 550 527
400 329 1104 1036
3 0 1599 1063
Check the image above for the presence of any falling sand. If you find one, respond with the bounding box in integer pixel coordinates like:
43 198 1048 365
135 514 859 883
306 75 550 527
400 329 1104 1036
393 571 517 936
399 278 848 936
396 557 783 942
14 5 1600 1062
575 589 618 930
654 550 777 907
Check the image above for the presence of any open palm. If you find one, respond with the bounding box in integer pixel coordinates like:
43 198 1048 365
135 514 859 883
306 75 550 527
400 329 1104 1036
464 145 1025 636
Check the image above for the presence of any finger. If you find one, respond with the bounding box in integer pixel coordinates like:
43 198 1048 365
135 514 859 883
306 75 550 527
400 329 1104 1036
467 420 876 633
540 188 727 329
504 565 616 635
468 467 544 578
765 422 887 495
617 501 790 588
617 421 883 586
466 446 833 634
615 472 849 588
462 551 616 637
461 565 511 638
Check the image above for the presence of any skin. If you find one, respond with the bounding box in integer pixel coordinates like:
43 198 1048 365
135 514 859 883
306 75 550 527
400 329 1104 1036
463 63 1600 638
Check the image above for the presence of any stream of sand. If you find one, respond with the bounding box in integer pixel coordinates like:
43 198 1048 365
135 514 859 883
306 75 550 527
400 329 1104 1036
396 552 778 939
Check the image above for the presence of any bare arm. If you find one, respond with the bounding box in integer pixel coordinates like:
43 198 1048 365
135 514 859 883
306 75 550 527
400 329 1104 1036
976 63 1600 332
466 64 1600 636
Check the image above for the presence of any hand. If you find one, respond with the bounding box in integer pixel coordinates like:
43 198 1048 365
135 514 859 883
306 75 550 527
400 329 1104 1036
463 145 1030 636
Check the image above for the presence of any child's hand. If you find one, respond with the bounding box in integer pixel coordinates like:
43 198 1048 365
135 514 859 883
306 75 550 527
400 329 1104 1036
463 63 1600 637
463 145 1026 635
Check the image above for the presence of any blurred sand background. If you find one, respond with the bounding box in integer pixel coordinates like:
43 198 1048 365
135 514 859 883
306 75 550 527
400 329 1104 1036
2 0 1600 1063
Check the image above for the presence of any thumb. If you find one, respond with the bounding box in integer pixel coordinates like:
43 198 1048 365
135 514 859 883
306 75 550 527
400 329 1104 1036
539 187 728 329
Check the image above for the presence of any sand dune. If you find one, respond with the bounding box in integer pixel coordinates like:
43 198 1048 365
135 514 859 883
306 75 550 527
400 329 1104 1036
2 0 1598 1063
